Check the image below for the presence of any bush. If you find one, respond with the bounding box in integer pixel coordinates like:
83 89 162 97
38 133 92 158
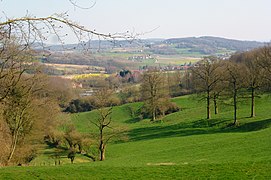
64 98 94 113
109 95 122 106
141 100 180 119
164 102 180 115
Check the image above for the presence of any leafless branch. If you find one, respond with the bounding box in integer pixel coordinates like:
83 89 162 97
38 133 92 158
69 0 97 10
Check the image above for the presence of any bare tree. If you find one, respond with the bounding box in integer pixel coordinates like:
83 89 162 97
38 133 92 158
63 123 83 163
191 56 222 119
0 40 34 102
0 12 135 49
0 74 44 165
223 61 246 126
257 45 271 82
0 1 135 102
230 50 265 117
89 88 122 161
141 69 169 121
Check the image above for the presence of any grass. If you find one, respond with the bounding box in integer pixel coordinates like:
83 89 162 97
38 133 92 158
29 146 92 166
1 95 271 179
156 55 200 65
1 162 270 179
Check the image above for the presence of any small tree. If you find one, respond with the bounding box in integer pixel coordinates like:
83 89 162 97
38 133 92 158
140 69 169 121
62 122 86 163
90 88 115 161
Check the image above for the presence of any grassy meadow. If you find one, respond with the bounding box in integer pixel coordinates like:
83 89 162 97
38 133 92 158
1 95 271 179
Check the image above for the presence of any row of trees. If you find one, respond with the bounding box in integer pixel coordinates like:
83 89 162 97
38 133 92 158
137 45 271 125
190 45 271 125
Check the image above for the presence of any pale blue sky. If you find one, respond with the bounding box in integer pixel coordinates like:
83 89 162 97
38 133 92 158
1 0 271 42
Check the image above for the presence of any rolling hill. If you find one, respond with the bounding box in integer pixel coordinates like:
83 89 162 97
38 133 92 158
42 36 265 55
1 95 271 179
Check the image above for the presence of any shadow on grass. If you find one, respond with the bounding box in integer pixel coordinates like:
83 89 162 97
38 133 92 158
127 118 271 142
191 118 229 128
225 118 271 132
128 121 213 142
125 117 142 124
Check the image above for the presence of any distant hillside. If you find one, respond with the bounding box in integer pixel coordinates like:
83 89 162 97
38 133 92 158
163 36 264 54
44 39 146 51
42 36 265 55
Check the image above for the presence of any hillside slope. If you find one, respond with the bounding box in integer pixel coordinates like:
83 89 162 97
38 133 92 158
165 36 263 51
1 95 271 179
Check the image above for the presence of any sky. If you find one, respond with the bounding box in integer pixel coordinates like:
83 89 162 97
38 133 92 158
1 0 271 43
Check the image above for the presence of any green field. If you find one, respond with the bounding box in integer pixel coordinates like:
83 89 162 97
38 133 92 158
1 95 271 179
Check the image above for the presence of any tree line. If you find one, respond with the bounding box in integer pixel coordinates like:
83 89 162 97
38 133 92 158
63 44 271 125
189 45 271 125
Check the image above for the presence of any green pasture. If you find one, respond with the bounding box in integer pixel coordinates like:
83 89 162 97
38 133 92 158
1 95 271 179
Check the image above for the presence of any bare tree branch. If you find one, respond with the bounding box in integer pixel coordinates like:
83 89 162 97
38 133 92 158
69 0 97 10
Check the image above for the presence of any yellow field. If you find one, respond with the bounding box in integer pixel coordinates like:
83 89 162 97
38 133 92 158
72 73 110 80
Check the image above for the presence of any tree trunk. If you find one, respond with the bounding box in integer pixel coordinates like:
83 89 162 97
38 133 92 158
207 91 211 119
214 95 218 114
99 129 105 161
7 130 19 164
99 141 105 161
71 157 74 163
151 108 156 121
233 84 238 126
162 110 165 117
250 87 255 118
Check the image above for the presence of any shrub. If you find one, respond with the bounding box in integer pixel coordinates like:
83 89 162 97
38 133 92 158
64 98 94 113
141 100 180 119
